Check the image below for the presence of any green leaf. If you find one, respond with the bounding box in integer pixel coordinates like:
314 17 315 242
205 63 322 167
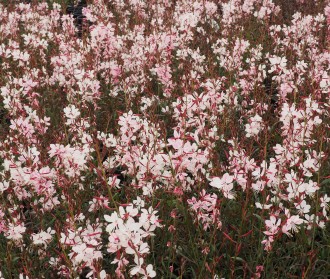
253 213 264 222
320 179 330 186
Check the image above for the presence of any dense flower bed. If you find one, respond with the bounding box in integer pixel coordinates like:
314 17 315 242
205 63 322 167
0 0 329 278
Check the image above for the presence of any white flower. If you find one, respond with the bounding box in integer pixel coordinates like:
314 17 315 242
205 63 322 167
282 215 305 236
104 212 122 233
269 56 287 73
245 114 263 138
142 264 156 278
0 181 9 192
264 216 281 236
99 270 107 279
32 227 55 246
5 222 26 242
294 200 310 215
210 174 235 199
63 105 80 122
130 257 144 276
108 176 121 188
133 196 145 209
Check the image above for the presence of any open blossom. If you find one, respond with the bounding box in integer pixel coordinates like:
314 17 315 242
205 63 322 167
5 221 26 243
88 195 109 212
142 264 156 279
32 227 55 246
63 105 80 125
0 181 9 193
104 211 124 233
63 105 80 120
210 173 235 199
282 215 305 236
245 114 264 138
268 55 287 73
108 176 121 189
264 215 281 236
320 194 330 217
294 200 311 215
130 258 156 278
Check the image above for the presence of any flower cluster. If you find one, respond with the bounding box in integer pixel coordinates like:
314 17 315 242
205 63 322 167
0 0 329 278
104 199 161 278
